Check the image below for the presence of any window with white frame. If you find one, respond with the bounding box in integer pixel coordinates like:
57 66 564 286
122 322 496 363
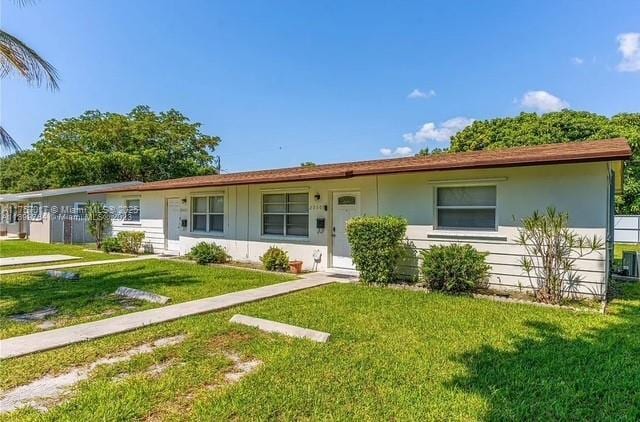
191 195 224 233
125 199 140 222
436 186 496 230
29 202 42 221
74 202 87 219
262 193 309 237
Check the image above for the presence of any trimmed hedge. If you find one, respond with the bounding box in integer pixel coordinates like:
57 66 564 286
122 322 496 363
116 231 145 254
102 236 122 253
420 244 490 293
188 242 230 265
346 215 407 284
260 246 290 272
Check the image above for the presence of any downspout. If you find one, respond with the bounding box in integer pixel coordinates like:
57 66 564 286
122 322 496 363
603 162 615 313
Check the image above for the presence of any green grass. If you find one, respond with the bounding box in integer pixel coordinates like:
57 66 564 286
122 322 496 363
0 260 294 338
615 242 640 260
0 240 128 269
2 276 640 420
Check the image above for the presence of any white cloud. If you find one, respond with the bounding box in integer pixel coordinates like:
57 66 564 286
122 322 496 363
571 57 584 65
520 90 569 113
616 32 640 72
402 117 474 143
407 88 436 99
380 146 413 157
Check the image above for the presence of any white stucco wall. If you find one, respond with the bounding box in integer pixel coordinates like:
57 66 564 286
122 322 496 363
105 161 612 298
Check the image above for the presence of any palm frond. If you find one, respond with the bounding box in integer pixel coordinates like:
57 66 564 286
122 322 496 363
0 30 59 90
0 126 21 152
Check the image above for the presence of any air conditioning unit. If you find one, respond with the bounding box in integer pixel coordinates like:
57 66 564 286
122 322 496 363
622 251 640 279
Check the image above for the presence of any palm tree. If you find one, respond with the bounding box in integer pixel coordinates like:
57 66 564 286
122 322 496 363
0 1 59 151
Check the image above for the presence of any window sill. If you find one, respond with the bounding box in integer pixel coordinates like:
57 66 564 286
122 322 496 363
260 235 310 243
427 231 507 242
122 222 142 226
188 231 225 238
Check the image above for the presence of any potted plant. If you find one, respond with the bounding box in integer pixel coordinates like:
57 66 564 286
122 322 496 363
289 260 303 274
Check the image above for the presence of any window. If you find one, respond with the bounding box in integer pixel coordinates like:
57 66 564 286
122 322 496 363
125 199 140 222
74 202 87 219
436 186 496 230
29 202 42 221
262 193 309 237
191 195 224 233
9 205 16 223
337 195 357 206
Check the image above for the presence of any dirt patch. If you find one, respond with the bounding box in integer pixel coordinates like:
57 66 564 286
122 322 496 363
221 352 262 384
0 335 186 414
207 331 253 350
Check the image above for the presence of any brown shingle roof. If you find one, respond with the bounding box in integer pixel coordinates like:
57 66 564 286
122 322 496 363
97 138 632 193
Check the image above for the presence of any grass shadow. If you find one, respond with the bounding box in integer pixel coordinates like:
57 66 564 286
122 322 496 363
449 282 640 420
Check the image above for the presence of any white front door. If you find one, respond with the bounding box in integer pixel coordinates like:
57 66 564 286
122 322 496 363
331 192 361 269
166 198 182 252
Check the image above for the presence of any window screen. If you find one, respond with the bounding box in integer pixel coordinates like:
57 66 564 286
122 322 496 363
262 193 308 237
436 186 496 230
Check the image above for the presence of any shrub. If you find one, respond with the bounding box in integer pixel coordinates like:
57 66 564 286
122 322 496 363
102 236 122 253
188 241 230 265
516 207 603 304
86 201 111 249
116 231 145 254
421 244 490 293
346 215 407 284
260 246 289 271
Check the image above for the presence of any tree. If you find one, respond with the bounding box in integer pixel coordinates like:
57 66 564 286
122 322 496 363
1 1 59 151
415 147 448 156
516 208 603 304
86 201 111 250
300 162 317 167
450 111 640 214
0 106 221 192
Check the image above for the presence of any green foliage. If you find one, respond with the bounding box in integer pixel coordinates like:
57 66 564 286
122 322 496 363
260 246 290 272
188 241 231 265
346 215 408 284
101 237 122 254
516 207 604 304
0 106 221 192
86 201 111 249
450 110 640 214
415 147 449 156
116 231 145 255
420 244 490 293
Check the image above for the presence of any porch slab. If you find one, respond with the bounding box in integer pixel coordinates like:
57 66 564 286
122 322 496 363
230 314 330 343
0 255 79 267
0 274 338 359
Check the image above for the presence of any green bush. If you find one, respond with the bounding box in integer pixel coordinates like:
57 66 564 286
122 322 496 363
188 241 230 265
420 244 490 293
346 215 408 284
260 246 290 272
101 236 122 253
116 231 145 254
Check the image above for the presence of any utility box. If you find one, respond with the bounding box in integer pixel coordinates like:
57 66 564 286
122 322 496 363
622 251 640 279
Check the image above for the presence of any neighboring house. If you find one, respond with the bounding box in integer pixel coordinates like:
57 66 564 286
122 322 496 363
96 138 632 298
0 182 142 243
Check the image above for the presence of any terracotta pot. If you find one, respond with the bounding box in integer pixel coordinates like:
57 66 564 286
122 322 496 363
18 232 27 239
289 260 303 274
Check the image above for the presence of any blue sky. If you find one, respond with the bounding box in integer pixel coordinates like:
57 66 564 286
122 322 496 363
2 0 639 172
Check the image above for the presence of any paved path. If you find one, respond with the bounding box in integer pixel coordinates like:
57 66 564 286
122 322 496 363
0 255 79 267
0 255 158 275
0 274 338 359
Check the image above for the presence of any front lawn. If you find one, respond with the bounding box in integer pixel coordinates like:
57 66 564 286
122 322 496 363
0 260 294 338
2 279 639 420
0 240 127 269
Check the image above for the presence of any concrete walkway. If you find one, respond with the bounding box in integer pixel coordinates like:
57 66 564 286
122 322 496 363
0 255 80 267
0 255 158 276
0 274 338 359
